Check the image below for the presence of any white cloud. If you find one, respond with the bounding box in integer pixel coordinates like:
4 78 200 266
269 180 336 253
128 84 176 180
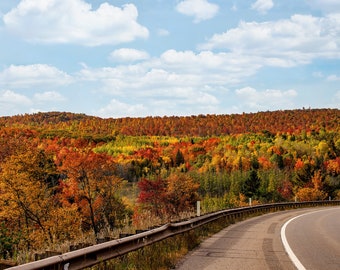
96 88 221 118
34 91 66 102
78 49 261 98
307 0 340 13
109 48 150 62
0 89 67 116
0 64 72 88
251 0 274 14
0 89 32 115
176 0 219 23
199 13 340 66
0 89 32 105
235 87 298 110
327 74 340 81
79 50 244 117
96 99 147 118
3 0 149 46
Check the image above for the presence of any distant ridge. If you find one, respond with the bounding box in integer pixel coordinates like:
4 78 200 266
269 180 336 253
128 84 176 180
0 108 339 137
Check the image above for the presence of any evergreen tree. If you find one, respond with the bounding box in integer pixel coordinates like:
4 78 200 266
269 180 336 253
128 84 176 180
242 169 261 198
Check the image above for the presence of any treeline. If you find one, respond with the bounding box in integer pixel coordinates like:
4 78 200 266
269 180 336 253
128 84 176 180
1 108 339 138
0 109 339 263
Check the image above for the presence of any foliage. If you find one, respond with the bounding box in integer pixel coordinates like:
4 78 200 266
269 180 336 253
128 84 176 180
0 222 19 259
0 109 339 262
0 148 60 248
134 173 199 224
57 149 127 241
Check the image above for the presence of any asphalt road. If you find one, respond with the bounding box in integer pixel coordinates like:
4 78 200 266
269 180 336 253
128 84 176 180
283 207 340 270
175 207 340 270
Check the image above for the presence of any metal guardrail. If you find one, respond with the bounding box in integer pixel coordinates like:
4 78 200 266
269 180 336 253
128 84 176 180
8 200 340 270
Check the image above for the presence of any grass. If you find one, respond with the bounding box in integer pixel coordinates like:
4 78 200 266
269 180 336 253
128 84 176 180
88 213 238 270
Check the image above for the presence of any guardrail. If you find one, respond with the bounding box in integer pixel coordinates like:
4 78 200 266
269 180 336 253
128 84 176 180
8 200 340 270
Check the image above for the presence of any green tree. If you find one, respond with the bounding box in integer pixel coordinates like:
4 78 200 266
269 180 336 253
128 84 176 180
242 170 261 198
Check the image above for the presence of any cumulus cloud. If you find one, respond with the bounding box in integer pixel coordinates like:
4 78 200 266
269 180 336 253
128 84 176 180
0 89 32 115
79 50 242 117
96 99 147 118
0 64 72 88
176 0 219 23
3 0 149 46
96 89 221 118
78 49 261 99
251 0 274 14
199 13 340 66
109 48 150 62
0 89 31 105
235 87 297 110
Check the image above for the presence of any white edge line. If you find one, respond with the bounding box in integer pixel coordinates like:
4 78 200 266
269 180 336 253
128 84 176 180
280 208 338 270
281 214 307 270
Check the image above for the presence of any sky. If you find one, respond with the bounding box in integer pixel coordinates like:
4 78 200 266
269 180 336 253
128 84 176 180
0 0 339 118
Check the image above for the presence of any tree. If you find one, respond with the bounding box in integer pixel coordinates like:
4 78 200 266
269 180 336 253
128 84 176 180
166 173 200 216
242 170 261 198
0 148 59 248
174 149 185 167
295 170 327 201
135 173 200 221
57 148 125 241
136 177 168 218
295 187 327 201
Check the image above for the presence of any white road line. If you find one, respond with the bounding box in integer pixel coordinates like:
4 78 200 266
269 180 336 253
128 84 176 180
281 214 307 270
281 208 339 270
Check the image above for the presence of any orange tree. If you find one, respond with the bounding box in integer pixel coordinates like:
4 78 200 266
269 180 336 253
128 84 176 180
57 148 127 241
166 173 200 216
135 172 199 223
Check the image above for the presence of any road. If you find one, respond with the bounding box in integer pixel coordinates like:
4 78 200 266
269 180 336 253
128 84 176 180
283 207 340 270
175 207 340 270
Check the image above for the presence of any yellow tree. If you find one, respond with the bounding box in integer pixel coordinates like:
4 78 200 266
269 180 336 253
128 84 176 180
296 170 327 201
0 148 60 248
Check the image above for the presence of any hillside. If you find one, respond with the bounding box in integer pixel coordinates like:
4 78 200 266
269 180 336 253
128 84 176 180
0 108 339 263
0 108 339 138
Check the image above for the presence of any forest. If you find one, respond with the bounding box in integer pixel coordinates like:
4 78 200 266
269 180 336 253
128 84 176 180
0 108 340 263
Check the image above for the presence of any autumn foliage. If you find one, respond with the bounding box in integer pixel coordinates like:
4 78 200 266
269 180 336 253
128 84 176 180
0 108 339 261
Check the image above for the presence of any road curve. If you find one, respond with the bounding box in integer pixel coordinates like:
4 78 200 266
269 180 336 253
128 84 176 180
283 207 340 270
175 207 338 270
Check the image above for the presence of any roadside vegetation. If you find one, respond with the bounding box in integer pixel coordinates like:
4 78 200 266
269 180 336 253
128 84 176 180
0 109 339 264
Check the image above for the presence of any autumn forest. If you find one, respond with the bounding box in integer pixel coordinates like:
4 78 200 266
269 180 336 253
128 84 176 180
0 109 340 262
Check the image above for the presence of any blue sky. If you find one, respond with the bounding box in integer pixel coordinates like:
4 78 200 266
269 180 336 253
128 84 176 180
0 0 339 118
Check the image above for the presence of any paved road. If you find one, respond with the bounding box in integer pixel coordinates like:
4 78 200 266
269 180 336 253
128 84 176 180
284 207 340 270
175 207 339 270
